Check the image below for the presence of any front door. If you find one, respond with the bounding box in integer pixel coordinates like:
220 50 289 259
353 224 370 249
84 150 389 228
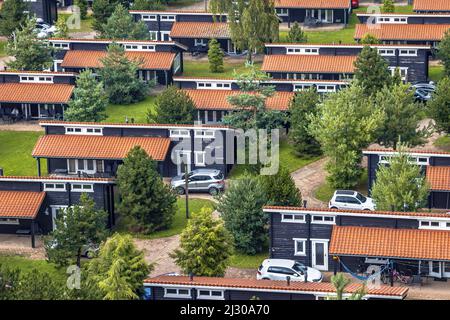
176 151 191 176
312 240 329 271
320 10 333 23
51 206 68 231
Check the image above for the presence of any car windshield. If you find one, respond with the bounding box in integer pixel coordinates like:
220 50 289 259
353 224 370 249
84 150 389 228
214 173 224 180
292 262 306 273
181 172 194 179
356 193 367 203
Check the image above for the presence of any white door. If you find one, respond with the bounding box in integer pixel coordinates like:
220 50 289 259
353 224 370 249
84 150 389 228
51 206 68 231
312 240 329 271
176 151 191 176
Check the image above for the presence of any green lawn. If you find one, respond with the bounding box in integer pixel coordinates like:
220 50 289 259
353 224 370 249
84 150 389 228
434 135 450 152
314 170 369 203
0 41 6 57
429 65 445 82
183 60 261 78
105 95 157 123
0 131 46 176
58 13 94 34
229 251 268 269
0 255 65 280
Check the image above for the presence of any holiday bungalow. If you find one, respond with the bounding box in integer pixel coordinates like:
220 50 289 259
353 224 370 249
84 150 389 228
0 176 115 247
356 12 450 25
33 121 235 178
363 148 450 210
0 71 75 121
354 23 450 48
265 43 431 83
49 38 187 85
265 206 450 280
413 0 450 14
143 275 408 300
274 0 352 26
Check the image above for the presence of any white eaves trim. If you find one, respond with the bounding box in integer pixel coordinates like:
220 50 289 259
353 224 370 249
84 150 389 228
265 43 432 50
39 122 233 131
362 150 450 158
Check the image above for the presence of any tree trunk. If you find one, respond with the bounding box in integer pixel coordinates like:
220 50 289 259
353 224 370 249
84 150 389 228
76 247 82 268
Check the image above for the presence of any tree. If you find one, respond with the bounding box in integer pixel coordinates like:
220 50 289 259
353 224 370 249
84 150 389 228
54 17 70 38
360 34 381 45
75 0 88 20
216 176 268 255
208 38 224 73
44 193 109 267
0 265 20 300
371 145 430 211
6 17 53 71
428 76 450 134
259 166 302 207
308 84 384 188
171 207 234 277
92 0 119 33
373 83 429 149
327 273 365 300
132 0 165 10
117 146 177 233
286 22 307 43
99 43 149 104
0 0 28 37
149 86 196 124
289 88 322 157
65 70 108 122
438 30 450 77
354 46 391 97
101 4 149 40
382 0 395 13
87 233 151 300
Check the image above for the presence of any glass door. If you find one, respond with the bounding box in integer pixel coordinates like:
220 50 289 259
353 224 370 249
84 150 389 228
312 240 329 270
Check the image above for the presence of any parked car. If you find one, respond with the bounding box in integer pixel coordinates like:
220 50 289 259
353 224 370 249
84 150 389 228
35 21 57 39
257 259 323 283
329 190 376 211
411 82 435 93
414 88 432 103
170 169 225 195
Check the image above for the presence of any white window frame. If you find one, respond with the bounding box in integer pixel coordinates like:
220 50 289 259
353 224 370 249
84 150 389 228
0 218 20 225
378 49 395 56
124 44 155 52
293 84 312 91
141 14 157 21
194 151 206 167
149 31 158 40
316 85 336 93
419 220 450 230
276 8 289 16
311 215 336 225
389 67 408 81
67 159 98 175
281 213 305 223
70 183 94 193
194 130 215 139
160 15 176 22
293 238 307 256
52 42 70 50
43 183 67 192
65 127 103 135
399 49 417 57
286 47 319 55
20 76 53 83
197 289 225 300
197 82 231 90
194 39 207 46
169 129 190 138
163 287 191 298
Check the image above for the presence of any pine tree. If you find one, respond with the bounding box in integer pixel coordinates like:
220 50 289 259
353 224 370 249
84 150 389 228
101 4 148 40
149 86 196 124
438 30 450 77
382 0 395 13
6 17 53 71
360 34 381 45
0 0 28 37
215 176 268 255
428 77 450 134
371 145 430 211
99 43 149 104
75 0 88 20
65 70 108 122
92 0 117 33
354 46 392 97
259 166 302 206
289 88 322 157
54 17 70 38
208 38 224 73
286 22 307 43
171 207 234 277
116 146 177 233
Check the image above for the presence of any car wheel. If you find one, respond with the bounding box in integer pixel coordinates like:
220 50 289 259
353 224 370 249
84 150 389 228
330 206 338 209
262 277 271 280
176 187 185 195
208 187 219 196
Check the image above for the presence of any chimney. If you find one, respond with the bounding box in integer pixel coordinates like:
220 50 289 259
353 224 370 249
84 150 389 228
286 276 290 286
303 200 307 208
189 273 194 281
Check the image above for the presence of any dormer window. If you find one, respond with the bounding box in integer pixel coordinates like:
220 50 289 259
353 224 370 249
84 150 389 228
124 44 155 52
20 76 53 83
52 43 70 50
65 127 103 135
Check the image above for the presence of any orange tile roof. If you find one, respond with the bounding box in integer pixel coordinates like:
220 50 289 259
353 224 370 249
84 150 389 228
32 135 171 161
144 275 408 298
184 89 294 111
0 83 74 104
61 50 176 70
427 166 450 191
0 176 115 183
354 24 450 41
275 0 351 9
261 55 357 73
363 147 450 156
0 191 45 219
414 0 450 12
329 225 450 261
170 22 231 39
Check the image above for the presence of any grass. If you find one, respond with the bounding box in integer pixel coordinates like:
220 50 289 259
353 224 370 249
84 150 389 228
104 96 157 123
0 41 6 57
314 170 369 203
58 13 94 34
434 135 450 152
0 131 47 176
183 60 261 78
229 251 268 269
0 255 66 281
429 65 445 82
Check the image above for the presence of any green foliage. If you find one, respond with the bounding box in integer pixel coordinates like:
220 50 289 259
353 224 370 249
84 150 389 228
0 0 28 37
208 38 224 73
65 70 108 122
117 146 177 233
286 22 307 43
360 34 381 45
438 30 450 77
327 273 365 300
92 0 118 33
101 4 149 40
259 166 302 206
308 84 384 188
171 207 234 277
132 0 165 10
87 233 151 300
75 0 88 20
354 46 391 97
382 0 395 13
99 43 149 104
45 193 109 267
428 76 450 133
374 83 429 149
54 17 70 38
289 88 322 157
149 86 195 124
371 145 430 211
6 17 53 71
216 176 268 255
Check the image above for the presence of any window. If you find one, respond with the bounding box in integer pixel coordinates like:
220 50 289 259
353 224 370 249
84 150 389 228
194 39 207 46
419 220 450 230
293 84 312 91
44 183 66 192
317 85 336 93
170 129 190 138
389 67 408 81
197 290 224 300
276 8 289 16
281 213 305 223
311 215 335 225
194 130 215 138
141 14 157 21
52 42 70 50
65 127 103 135
124 44 155 52
399 49 417 56
197 82 231 90
160 15 176 21
149 31 158 40
71 184 94 192
20 76 53 83
293 238 306 256
379 155 429 166
376 16 407 24
378 49 395 56
286 47 319 55
163 287 191 298
67 159 100 174
194 151 206 166
0 218 19 225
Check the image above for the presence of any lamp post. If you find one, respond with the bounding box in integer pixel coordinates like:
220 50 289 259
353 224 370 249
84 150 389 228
185 163 189 219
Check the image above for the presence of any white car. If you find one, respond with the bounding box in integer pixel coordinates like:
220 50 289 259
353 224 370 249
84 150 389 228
257 259 323 282
329 190 376 211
